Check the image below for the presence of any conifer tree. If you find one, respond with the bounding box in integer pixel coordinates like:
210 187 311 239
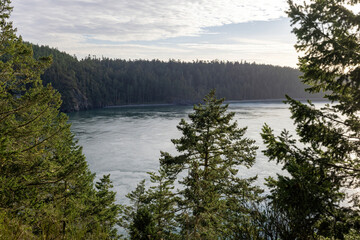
262 0 360 238
85 174 122 239
0 1 121 238
122 180 156 240
122 168 179 240
146 167 179 239
122 91 262 239
160 90 262 239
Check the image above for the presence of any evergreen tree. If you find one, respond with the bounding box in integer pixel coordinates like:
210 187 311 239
86 174 122 239
262 0 360 238
31 43 318 113
122 169 179 240
146 167 179 240
122 91 262 239
160 90 262 239
121 180 157 240
0 1 121 238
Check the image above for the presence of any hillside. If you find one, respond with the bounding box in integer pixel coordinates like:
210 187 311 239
32 44 321 112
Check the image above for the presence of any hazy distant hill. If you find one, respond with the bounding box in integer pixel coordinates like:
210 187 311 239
31 44 321 112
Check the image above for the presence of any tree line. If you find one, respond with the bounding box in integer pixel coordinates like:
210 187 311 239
1 0 360 239
119 0 360 239
31 44 321 112
0 1 121 238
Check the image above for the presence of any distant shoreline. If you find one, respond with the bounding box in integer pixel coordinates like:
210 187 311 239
104 103 176 109
224 97 327 104
102 97 327 109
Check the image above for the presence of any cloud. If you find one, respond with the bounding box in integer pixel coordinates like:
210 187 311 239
12 0 288 43
10 0 298 67
59 35 298 67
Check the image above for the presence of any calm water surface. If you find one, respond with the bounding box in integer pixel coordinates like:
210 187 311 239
68 101 326 204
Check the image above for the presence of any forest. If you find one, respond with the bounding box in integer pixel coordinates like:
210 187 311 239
31 44 320 112
1 0 360 239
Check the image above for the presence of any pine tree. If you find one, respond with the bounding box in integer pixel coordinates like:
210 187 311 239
122 168 179 240
146 167 179 240
122 180 157 240
0 1 121 238
261 0 360 238
122 91 263 239
85 174 122 239
160 90 262 239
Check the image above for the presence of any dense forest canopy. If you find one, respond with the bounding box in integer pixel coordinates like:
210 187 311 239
31 44 322 112
120 0 360 239
0 0 121 238
2 0 360 238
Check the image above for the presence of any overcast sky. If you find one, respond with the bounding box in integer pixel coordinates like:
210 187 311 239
11 0 300 67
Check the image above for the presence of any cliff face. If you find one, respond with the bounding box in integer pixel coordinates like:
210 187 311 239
61 88 91 112
32 44 323 112
73 88 91 111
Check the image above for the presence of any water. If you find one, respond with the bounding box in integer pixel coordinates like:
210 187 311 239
68 101 326 204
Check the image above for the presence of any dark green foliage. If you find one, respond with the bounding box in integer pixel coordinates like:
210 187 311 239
31 44 321 112
89 175 122 239
146 168 179 239
262 0 360 239
129 207 156 240
121 170 179 240
0 1 121 238
160 90 263 239
122 91 263 239
121 180 156 240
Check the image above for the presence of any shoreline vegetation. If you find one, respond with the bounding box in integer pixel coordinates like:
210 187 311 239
0 1 121 238
95 98 328 110
31 44 323 113
1 0 360 239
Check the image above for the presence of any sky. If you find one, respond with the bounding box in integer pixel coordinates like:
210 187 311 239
11 0 300 67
